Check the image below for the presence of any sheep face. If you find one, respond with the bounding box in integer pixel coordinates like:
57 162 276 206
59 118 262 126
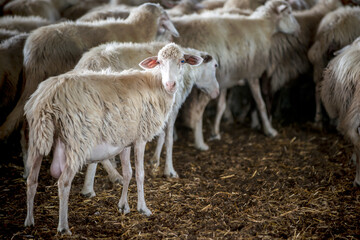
141 3 179 38
139 43 203 94
195 54 220 99
275 2 299 35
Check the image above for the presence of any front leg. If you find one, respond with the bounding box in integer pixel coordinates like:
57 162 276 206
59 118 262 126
247 78 278 137
164 115 178 178
118 147 131 214
134 140 152 216
210 89 227 140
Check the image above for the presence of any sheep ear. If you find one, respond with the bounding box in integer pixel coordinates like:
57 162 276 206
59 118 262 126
276 4 288 14
184 54 203 66
139 56 159 69
201 54 213 63
160 15 180 37
333 45 350 56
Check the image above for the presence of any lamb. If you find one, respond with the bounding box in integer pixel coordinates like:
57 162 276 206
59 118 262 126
0 3 179 140
308 6 360 126
168 0 299 142
320 37 360 187
24 43 203 235
73 41 218 196
0 15 52 33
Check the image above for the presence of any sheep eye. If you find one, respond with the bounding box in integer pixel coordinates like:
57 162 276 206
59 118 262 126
215 64 218 68
156 61 160 64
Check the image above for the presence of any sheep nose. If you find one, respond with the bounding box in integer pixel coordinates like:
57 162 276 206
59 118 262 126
166 81 176 90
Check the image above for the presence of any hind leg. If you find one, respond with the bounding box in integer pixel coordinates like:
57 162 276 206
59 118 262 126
24 152 43 227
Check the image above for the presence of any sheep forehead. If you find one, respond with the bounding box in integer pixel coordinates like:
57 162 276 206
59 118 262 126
158 43 183 61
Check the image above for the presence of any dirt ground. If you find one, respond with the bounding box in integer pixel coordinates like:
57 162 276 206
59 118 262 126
0 120 359 239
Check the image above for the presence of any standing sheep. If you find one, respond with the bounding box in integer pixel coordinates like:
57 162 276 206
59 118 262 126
74 41 218 196
320 37 360 187
308 6 360 126
0 28 21 43
0 3 179 140
24 43 203 235
170 0 299 141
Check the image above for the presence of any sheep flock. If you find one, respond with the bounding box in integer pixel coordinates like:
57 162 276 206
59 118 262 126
0 0 360 238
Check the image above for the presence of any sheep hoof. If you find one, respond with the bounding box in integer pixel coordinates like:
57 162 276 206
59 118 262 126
58 228 72 235
110 175 123 185
265 128 278 138
119 203 130 215
80 191 95 198
195 143 209 151
24 217 34 227
209 134 221 141
138 207 152 216
164 170 179 178
353 181 360 188
149 157 160 169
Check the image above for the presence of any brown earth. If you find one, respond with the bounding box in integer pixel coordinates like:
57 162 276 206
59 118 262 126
0 121 359 239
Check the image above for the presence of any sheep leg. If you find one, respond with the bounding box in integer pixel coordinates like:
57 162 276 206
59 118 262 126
101 158 123 184
354 147 360 187
150 130 165 169
24 153 43 227
80 163 98 198
118 147 131 215
194 112 209 150
57 164 76 235
314 82 323 124
247 78 278 137
210 89 227 140
164 115 178 178
21 121 29 179
134 139 152 216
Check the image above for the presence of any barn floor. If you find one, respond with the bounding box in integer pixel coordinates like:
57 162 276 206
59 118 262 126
0 121 359 239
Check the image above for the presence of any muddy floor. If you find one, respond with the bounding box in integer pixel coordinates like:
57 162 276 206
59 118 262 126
0 120 359 239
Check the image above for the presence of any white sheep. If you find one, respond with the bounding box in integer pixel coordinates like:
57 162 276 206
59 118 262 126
247 0 343 124
24 43 203 235
308 6 360 126
76 5 130 22
169 0 299 143
320 37 360 187
0 15 52 33
0 3 179 140
73 41 218 196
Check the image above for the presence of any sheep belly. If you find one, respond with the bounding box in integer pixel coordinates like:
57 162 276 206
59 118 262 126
88 143 123 162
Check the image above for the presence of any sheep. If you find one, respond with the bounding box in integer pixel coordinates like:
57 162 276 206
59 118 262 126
3 0 78 22
308 6 360 126
320 37 360 187
77 6 130 22
0 33 29 125
0 15 52 33
168 0 299 142
0 28 21 43
4 0 60 22
0 33 29 177
253 0 343 122
166 0 204 17
0 3 179 140
199 0 226 10
223 0 267 10
61 0 108 20
24 43 204 235
73 41 218 196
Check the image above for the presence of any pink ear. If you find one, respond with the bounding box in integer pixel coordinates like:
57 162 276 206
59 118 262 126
184 54 203 66
139 56 159 69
